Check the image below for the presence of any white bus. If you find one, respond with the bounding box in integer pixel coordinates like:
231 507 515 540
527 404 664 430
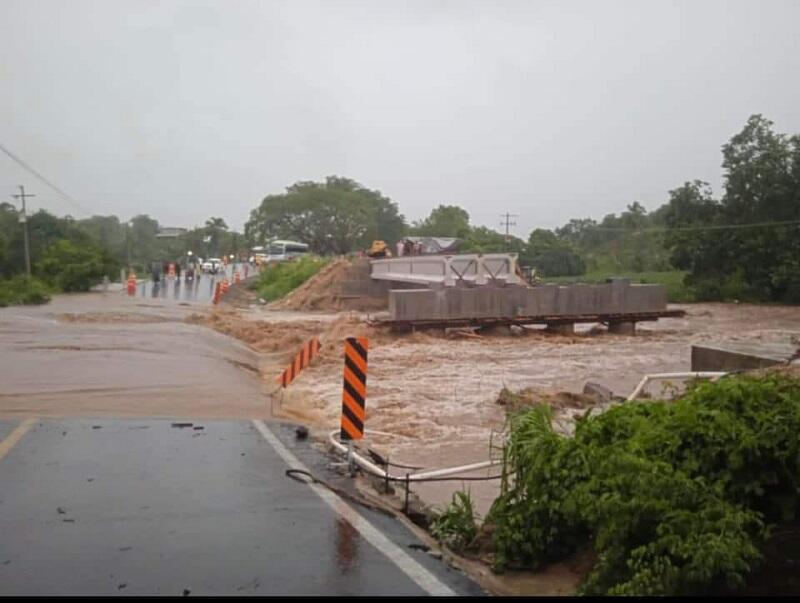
267 240 309 262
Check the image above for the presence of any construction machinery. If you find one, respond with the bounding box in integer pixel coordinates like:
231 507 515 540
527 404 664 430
366 240 392 258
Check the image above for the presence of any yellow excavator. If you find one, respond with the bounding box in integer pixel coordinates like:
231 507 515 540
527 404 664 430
366 240 392 258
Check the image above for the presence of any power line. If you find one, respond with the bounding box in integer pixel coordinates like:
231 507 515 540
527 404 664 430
0 142 89 215
574 220 800 234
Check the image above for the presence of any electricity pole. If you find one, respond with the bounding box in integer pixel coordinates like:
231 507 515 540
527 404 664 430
12 185 35 277
500 212 518 248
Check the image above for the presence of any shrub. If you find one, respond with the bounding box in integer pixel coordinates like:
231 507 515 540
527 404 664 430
487 374 800 595
430 491 479 552
37 239 118 292
0 275 51 307
254 256 329 301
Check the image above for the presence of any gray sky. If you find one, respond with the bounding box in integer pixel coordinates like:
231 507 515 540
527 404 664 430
1 0 798 237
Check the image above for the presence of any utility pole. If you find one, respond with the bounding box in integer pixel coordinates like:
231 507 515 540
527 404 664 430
500 212 518 247
12 185 35 277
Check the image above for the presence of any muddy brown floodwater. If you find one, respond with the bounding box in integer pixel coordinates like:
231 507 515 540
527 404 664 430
264 303 800 518
3 292 799 530
0 291 271 419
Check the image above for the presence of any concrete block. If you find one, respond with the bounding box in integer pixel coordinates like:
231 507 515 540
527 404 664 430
691 343 795 372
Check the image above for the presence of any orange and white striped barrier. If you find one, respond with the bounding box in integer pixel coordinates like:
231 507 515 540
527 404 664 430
126 272 137 296
276 337 322 388
340 337 369 441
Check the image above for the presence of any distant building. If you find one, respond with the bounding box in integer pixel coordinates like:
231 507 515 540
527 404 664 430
156 227 188 239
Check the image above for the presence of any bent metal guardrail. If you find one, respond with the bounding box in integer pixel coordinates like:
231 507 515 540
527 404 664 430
370 253 523 286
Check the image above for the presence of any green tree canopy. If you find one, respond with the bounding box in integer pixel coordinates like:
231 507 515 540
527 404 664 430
245 176 405 254
664 115 800 301
411 205 471 238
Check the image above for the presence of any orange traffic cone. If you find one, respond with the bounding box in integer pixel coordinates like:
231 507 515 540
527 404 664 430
126 272 137 296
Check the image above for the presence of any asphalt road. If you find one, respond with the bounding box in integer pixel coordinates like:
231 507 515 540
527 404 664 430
0 418 483 596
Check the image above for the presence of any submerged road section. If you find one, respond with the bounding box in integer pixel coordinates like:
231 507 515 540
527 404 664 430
0 418 482 596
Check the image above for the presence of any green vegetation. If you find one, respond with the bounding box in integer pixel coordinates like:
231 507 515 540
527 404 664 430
430 491 479 553
245 177 405 255
0 275 51 307
549 270 693 303
253 256 330 302
37 239 118 292
482 373 800 595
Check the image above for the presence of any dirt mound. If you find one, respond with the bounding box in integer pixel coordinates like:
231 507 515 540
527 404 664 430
269 258 354 312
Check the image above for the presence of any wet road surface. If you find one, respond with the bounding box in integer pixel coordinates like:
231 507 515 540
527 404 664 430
0 418 481 596
132 263 254 304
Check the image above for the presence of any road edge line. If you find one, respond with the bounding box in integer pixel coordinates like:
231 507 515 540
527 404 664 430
251 419 456 596
0 418 36 462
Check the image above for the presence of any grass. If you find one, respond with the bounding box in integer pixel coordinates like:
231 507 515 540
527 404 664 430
547 269 693 303
0 275 52 307
252 256 330 302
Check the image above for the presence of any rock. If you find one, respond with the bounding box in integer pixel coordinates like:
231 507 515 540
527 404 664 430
583 381 614 404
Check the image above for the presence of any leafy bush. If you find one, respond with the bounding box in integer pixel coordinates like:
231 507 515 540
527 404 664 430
430 491 479 552
487 374 800 595
254 256 329 301
0 275 51 307
37 239 118 292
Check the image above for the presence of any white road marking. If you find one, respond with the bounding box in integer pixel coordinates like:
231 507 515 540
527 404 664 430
0 418 36 462
252 419 456 596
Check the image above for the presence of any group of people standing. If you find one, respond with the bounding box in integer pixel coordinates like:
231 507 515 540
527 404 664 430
395 239 424 257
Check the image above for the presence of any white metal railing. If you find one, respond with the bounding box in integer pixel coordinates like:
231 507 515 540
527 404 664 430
370 253 522 286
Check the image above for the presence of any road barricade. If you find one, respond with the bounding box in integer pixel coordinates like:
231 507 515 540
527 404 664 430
340 337 368 441
276 337 322 388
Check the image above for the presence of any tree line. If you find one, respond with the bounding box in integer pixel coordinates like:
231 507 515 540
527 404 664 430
245 114 799 302
2 113 796 302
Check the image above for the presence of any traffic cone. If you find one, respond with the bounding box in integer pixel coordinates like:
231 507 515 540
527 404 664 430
234 270 241 285
213 282 221 305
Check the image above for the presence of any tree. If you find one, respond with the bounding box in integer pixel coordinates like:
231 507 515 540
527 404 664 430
411 205 471 238
664 116 800 301
524 228 585 276
37 239 119 292
245 176 406 255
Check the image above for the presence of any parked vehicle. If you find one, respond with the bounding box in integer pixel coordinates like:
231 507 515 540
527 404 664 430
267 240 309 262
202 258 222 274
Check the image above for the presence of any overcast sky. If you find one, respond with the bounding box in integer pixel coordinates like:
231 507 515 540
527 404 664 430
1 0 798 236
